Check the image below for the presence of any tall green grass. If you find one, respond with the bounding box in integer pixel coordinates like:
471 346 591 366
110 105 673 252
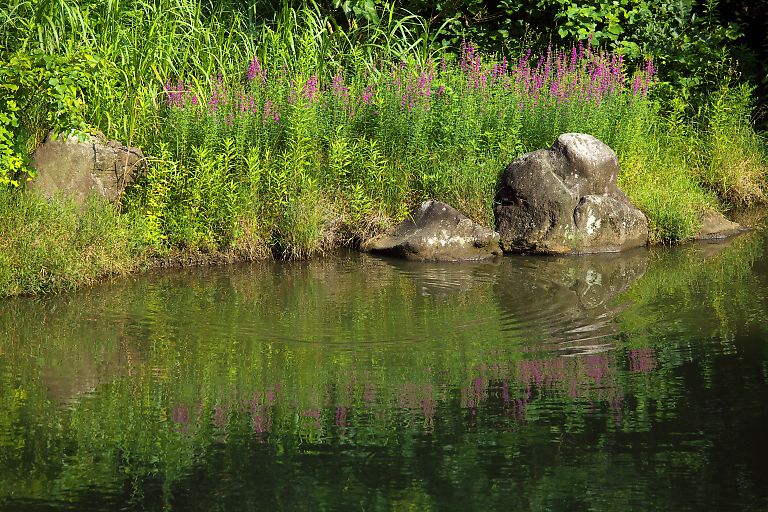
142 36 738 252
0 189 146 297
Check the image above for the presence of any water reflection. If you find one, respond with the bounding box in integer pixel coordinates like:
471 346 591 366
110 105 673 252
1 224 768 511
494 249 648 354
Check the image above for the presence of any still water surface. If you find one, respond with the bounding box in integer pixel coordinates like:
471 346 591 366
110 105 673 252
2 218 768 511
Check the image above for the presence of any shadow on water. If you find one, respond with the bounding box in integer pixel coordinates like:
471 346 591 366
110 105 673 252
1 218 768 511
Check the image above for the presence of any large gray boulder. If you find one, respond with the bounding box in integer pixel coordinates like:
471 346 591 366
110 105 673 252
362 199 502 261
494 133 648 254
29 132 144 205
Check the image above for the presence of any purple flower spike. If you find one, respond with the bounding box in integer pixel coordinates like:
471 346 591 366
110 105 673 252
248 56 267 84
302 75 319 102
331 72 350 105
361 84 375 105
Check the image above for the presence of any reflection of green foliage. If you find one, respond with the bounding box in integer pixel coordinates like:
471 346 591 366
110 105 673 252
621 230 767 341
1 229 767 508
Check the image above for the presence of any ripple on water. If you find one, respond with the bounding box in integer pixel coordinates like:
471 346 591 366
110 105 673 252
50 248 649 353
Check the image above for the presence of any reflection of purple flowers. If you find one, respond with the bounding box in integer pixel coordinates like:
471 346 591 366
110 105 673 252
364 384 376 402
213 405 226 430
335 406 347 428
252 412 271 433
171 405 190 433
303 408 321 428
165 345 654 441
629 348 657 373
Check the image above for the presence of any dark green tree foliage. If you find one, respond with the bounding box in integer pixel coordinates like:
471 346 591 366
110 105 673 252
717 0 768 127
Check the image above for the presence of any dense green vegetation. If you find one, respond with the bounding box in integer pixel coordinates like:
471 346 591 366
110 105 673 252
0 0 766 296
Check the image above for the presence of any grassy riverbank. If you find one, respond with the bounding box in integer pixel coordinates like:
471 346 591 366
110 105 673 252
1 1 767 297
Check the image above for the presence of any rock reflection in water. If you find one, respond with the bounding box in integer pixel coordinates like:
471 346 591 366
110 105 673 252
495 249 649 354
367 254 501 296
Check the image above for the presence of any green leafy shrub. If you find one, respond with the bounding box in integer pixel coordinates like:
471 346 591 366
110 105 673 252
0 50 109 186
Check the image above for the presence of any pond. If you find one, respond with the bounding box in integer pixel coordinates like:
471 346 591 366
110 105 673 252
2 215 768 511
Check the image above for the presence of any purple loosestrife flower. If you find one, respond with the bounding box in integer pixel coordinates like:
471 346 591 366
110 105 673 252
491 63 502 82
461 40 485 89
247 56 267 84
519 48 531 69
642 59 656 95
263 99 279 124
165 79 194 108
645 58 656 78
164 80 177 107
331 72 350 106
490 56 509 86
302 75 319 102
208 90 220 111
418 70 433 99
287 79 298 105
570 46 578 72
207 74 228 112
361 84 375 105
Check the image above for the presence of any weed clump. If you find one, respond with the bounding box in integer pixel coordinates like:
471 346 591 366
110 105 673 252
0 189 145 297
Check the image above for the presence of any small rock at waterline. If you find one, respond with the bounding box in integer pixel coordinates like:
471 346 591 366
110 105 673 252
361 200 502 261
695 210 748 240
